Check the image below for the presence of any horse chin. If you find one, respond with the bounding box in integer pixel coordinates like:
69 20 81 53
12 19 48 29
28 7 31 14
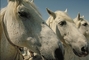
73 49 88 57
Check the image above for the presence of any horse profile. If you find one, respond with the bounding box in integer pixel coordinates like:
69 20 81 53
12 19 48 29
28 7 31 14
0 0 64 60
74 13 89 40
73 13 89 60
46 8 89 60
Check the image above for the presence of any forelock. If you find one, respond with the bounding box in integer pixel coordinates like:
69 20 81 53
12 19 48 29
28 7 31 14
55 11 74 23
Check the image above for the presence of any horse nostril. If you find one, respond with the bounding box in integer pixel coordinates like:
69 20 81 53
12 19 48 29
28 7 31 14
54 48 64 60
81 46 89 56
81 46 87 52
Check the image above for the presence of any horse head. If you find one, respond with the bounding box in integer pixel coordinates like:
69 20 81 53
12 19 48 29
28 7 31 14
46 8 89 57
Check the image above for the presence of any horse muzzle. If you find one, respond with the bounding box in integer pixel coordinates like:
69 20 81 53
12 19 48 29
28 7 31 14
73 46 89 57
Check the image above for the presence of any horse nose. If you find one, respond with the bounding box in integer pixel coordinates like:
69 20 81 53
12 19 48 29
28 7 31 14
81 46 88 55
54 47 64 60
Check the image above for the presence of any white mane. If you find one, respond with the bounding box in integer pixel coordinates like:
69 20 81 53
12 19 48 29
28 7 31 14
55 11 72 21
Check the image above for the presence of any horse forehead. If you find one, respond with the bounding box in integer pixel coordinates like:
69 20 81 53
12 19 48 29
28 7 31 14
81 20 86 23
55 12 73 23
80 19 88 23
55 13 66 20
55 11 66 16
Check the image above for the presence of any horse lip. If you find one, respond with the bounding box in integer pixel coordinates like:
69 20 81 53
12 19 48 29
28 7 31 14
73 49 88 57
73 49 81 57
81 51 88 56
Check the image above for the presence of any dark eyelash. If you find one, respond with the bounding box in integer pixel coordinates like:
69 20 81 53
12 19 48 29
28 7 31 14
59 21 66 26
18 11 28 18
82 23 88 26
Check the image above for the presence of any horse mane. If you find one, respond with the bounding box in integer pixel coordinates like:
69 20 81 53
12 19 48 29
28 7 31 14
55 11 74 22
46 16 54 26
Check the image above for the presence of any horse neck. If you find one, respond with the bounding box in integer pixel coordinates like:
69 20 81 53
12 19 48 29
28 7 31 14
1 32 23 60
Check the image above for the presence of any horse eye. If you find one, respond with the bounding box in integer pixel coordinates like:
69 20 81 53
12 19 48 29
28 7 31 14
18 11 28 18
82 23 88 26
59 21 66 26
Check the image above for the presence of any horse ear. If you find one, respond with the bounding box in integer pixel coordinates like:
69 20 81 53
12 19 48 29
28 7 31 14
82 15 84 18
77 13 80 20
65 9 67 13
31 0 34 3
46 8 56 19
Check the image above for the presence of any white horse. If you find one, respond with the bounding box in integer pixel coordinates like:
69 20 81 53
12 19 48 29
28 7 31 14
74 13 89 40
73 13 89 60
0 0 65 60
46 8 89 60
